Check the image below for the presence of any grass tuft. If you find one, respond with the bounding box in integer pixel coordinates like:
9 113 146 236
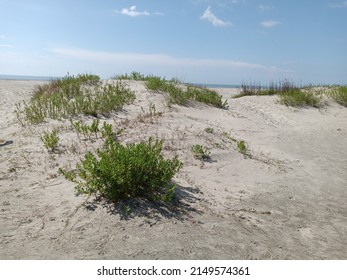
330 86 347 106
234 80 322 107
16 74 135 124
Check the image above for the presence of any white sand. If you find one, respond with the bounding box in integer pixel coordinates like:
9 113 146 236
0 80 346 259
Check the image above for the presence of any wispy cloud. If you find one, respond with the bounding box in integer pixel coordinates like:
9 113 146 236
115 5 162 17
49 46 290 74
0 35 6 39
201 6 232 27
0 44 12 48
329 0 347 8
258 4 274 12
260 20 281 28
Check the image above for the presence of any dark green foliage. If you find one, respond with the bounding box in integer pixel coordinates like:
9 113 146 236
63 137 182 203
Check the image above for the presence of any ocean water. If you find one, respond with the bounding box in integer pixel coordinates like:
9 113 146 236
0 75 59 81
0 75 240 88
190 83 241 88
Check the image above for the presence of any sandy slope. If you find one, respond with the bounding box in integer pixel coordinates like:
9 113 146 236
0 80 346 259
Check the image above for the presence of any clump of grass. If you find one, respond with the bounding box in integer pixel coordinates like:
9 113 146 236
41 129 60 152
234 80 321 107
278 89 321 107
115 71 147 81
330 86 347 106
191 144 211 160
145 77 228 108
234 81 263 98
59 136 182 203
16 74 135 124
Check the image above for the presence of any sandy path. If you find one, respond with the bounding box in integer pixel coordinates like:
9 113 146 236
0 80 346 259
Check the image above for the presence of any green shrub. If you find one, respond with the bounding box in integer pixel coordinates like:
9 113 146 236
41 129 60 152
61 137 182 203
331 86 347 106
191 144 211 160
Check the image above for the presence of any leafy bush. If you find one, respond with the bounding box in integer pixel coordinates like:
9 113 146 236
330 86 347 106
60 137 182 203
41 129 60 152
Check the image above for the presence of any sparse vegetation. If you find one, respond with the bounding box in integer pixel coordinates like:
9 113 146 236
191 144 211 160
60 136 182 203
330 86 347 106
234 80 322 107
278 88 322 107
15 73 135 124
205 127 214 134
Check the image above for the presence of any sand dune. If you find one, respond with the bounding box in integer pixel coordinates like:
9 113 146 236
0 79 346 259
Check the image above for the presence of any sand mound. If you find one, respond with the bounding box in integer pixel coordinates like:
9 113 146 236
1 80 346 259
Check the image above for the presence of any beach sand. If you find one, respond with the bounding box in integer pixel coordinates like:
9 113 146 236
0 80 346 259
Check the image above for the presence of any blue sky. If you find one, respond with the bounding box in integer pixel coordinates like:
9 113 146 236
0 0 346 84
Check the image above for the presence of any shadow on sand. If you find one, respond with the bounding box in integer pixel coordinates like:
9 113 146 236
81 182 203 222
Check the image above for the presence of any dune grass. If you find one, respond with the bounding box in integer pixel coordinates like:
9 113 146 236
144 75 228 108
16 74 136 124
330 86 347 106
234 80 322 107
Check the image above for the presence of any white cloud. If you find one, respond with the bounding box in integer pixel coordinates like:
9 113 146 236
201 6 232 27
118 6 150 17
0 44 12 48
0 35 6 39
47 47 291 80
260 20 281 28
116 6 163 17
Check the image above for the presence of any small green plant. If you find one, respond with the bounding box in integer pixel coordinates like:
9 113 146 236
237 140 247 154
41 129 60 152
191 144 211 160
330 86 347 106
205 127 214 134
221 132 237 142
61 137 182 203
101 121 114 139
